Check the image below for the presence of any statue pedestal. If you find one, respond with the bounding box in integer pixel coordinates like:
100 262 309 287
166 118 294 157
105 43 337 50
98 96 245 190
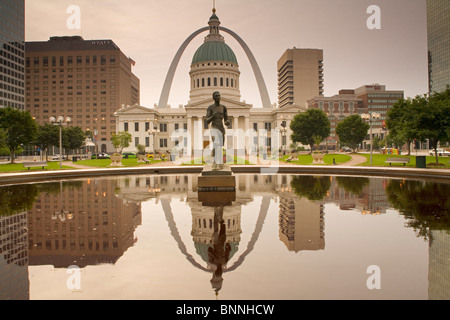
198 165 236 192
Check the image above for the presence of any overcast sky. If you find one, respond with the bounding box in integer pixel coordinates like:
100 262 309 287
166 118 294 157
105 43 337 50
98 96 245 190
25 0 429 108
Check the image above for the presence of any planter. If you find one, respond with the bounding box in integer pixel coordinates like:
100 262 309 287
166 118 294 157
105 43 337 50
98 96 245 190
137 154 147 163
312 152 325 164
110 154 123 166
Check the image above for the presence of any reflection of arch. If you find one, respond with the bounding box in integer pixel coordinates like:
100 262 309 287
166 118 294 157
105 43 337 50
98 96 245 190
158 27 271 109
161 195 271 273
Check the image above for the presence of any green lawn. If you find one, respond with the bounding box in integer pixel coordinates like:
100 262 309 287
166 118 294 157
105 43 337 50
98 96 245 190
76 158 163 168
0 161 74 172
280 153 352 165
356 153 450 168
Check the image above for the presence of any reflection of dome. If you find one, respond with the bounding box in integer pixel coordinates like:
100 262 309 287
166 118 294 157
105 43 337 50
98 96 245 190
194 242 239 264
192 41 237 64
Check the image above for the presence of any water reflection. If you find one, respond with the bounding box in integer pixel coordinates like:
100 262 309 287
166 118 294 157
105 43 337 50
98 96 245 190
0 174 449 299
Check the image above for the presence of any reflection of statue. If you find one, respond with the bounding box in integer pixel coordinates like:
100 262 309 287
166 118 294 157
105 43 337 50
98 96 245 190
206 91 231 169
208 206 232 297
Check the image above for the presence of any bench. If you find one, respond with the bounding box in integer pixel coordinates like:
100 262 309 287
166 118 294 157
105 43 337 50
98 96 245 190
23 161 48 170
385 157 410 166
286 153 299 162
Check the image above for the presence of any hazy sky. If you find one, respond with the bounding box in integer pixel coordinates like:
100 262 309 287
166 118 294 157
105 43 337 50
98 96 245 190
25 0 429 108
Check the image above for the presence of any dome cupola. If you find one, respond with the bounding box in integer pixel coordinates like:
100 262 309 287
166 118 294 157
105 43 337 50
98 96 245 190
189 8 241 103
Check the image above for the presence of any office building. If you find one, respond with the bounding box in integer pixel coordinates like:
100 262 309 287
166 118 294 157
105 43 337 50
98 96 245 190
307 84 404 150
0 0 25 110
277 48 324 108
25 36 140 153
427 0 450 93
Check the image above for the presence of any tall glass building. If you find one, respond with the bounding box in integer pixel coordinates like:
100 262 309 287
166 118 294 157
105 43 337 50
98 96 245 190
427 0 450 94
0 0 25 110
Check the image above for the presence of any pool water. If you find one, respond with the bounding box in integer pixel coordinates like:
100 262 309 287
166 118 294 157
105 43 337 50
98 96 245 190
0 174 449 300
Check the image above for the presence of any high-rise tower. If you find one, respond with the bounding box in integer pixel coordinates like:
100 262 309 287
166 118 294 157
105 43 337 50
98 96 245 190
277 48 324 108
0 0 25 110
427 0 450 93
25 36 140 153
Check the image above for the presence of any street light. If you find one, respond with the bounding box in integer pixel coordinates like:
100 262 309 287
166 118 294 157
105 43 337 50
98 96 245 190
361 112 381 165
50 116 72 169
147 126 160 160
279 125 288 155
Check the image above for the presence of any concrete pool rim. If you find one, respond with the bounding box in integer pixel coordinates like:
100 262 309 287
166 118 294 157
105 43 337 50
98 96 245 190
1 165 449 186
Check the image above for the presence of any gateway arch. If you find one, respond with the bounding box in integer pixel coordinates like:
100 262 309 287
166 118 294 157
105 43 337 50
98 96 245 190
158 26 272 109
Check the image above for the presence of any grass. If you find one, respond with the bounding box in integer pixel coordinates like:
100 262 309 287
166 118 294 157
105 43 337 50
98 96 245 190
356 153 450 168
280 153 352 165
0 158 164 172
1 153 448 172
76 158 164 168
0 161 74 172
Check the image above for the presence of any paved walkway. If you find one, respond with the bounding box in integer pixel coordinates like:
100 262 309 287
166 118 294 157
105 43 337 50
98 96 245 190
337 153 367 166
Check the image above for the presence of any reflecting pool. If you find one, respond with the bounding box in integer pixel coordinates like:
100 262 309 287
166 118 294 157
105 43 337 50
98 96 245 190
0 174 449 300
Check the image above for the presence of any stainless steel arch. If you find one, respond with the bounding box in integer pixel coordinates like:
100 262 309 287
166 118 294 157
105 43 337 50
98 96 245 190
158 27 272 109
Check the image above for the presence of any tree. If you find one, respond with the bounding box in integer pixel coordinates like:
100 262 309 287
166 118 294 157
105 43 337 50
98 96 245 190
34 124 59 161
111 131 132 154
0 107 38 163
63 126 86 154
415 88 450 164
386 98 419 155
290 109 330 152
335 114 370 152
0 128 6 151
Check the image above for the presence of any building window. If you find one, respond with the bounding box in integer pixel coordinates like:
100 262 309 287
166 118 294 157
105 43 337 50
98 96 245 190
124 122 129 132
145 122 150 132
135 122 139 132
253 123 258 132
135 137 139 147
145 137 150 147
160 139 168 148
264 122 272 131
159 123 167 132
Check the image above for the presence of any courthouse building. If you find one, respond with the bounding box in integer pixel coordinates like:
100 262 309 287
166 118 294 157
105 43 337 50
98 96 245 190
115 9 303 157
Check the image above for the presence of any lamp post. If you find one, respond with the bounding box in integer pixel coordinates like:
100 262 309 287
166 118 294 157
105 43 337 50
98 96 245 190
50 116 71 169
147 126 160 160
279 122 288 155
361 112 380 165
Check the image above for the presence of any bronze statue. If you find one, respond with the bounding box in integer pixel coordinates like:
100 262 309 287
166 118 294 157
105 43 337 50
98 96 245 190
206 91 230 168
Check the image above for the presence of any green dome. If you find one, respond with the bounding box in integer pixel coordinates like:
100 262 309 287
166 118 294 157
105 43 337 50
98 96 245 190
192 41 238 65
